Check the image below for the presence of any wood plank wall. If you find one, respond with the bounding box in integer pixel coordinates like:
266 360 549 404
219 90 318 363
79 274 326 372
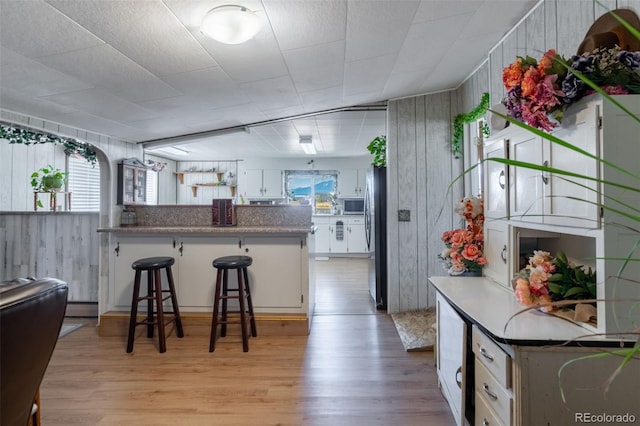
0 109 140 303
386 0 640 312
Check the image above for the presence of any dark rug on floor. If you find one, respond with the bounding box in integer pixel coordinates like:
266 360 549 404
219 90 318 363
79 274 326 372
390 307 436 352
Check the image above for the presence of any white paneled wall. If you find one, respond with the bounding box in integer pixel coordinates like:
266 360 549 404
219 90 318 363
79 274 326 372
0 109 139 304
386 0 640 313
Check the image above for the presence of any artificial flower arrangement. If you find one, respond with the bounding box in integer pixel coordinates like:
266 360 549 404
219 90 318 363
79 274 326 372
502 46 640 131
513 250 597 313
439 196 487 275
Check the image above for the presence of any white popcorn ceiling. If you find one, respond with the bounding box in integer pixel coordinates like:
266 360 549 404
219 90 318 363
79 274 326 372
0 0 535 160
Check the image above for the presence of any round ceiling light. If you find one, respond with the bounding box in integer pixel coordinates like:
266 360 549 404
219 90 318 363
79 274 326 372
200 5 262 45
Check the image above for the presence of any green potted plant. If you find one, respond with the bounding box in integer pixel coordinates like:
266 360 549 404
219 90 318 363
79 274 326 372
31 165 68 208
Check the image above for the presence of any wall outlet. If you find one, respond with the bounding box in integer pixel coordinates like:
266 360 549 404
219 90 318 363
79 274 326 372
398 210 410 222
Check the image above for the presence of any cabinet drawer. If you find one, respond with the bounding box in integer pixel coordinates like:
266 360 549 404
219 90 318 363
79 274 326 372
475 358 512 425
348 217 365 225
472 325 511 388
475 390 506 426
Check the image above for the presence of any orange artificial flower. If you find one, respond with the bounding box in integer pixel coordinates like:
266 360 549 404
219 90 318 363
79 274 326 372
503 59 524 90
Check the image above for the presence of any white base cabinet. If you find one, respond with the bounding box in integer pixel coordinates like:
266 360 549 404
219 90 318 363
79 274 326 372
109 232 308 315
431 277 640 426
311 215 368 254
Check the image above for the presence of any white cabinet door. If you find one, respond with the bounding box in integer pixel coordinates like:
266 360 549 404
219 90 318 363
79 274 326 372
337 169 359 198
509 131 543 223
176 236 239 310
243 236 303 309
437 292 467 426
330 218 349 253
484 138 508 220
347 217 367 253
313 222 331 253
111 235 176 311
243 169 264 198
483 221 510 289
357 168 368 195
546 104 600 228
262 169 283 198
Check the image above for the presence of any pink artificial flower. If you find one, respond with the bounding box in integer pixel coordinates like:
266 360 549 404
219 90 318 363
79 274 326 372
462 244 481 261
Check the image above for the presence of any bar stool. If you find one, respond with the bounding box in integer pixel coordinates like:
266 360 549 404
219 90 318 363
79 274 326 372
209 255 257 352
126 256 184 353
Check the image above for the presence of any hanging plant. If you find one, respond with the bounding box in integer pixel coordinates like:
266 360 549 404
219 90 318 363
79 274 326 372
0 123 97 165
451 92 490 159
367 135 387 167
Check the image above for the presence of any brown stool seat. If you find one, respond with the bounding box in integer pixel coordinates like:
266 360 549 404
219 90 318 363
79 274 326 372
209 255 256 352
127 256 184 353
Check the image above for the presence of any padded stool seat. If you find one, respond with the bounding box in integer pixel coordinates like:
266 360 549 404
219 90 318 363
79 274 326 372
127 256 184 353
210 255 257 352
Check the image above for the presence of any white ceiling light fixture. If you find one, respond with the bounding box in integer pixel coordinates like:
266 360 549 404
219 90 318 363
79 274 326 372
200 5 262 44
299 135 316 155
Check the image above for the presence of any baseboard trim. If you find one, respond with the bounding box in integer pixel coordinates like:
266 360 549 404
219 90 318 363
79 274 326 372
98 311 309 337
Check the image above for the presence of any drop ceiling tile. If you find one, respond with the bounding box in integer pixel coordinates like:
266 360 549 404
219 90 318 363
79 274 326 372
41 87 158 124
283 40 345 93
0 0 104 58
36 44 181 103
344 54 395 97
0 47 94 97
0 86 77 119
265 0 347 51
239 76 301 111
345 1 418 62
48 0 217 76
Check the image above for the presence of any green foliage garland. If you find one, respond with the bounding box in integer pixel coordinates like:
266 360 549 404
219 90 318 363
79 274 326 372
451 92 490 159
0 123 97 165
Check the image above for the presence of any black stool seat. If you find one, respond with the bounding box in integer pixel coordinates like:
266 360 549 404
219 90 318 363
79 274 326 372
132 256 175 270
127 256 184 353
212 255 252 269
210 255 256 352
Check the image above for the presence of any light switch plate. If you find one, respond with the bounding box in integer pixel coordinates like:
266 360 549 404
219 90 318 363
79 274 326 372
398 210 410 222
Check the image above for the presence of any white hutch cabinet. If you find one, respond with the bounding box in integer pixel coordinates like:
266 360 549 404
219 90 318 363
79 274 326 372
433 94 640 425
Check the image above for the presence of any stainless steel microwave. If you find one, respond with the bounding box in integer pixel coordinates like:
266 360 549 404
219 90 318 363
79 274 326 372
343 198 364 215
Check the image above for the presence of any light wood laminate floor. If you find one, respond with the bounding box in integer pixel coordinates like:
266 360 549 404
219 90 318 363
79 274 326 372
40 258 455 425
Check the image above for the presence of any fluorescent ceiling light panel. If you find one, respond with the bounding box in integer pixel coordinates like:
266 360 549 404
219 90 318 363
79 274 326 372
299 135 316 155
148 146 190 156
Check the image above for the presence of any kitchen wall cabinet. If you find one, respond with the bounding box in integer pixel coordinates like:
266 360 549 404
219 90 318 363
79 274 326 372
117 158 148 205
244 169 283 198
337 168 367 198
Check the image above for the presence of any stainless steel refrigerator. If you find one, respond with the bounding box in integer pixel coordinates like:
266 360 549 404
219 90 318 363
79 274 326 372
365 166 387 310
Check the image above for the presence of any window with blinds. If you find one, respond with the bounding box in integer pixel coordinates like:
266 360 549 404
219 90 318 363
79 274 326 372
67 155 100 211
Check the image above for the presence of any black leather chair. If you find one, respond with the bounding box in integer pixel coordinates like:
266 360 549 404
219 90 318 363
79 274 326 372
0 277 68 426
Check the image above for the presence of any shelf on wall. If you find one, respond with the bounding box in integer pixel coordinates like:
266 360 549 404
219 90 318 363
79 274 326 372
175 171 224 184
190 184 236 197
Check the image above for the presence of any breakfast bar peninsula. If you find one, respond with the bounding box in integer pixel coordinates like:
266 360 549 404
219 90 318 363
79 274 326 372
98 204 315 337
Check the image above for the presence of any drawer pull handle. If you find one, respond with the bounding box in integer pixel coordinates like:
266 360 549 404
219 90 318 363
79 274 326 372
501 245 507 264
541 160 549 185
498 169 505 190
482 383 498 401
483 419 490 426
455 366 462 389
480 347 494 361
